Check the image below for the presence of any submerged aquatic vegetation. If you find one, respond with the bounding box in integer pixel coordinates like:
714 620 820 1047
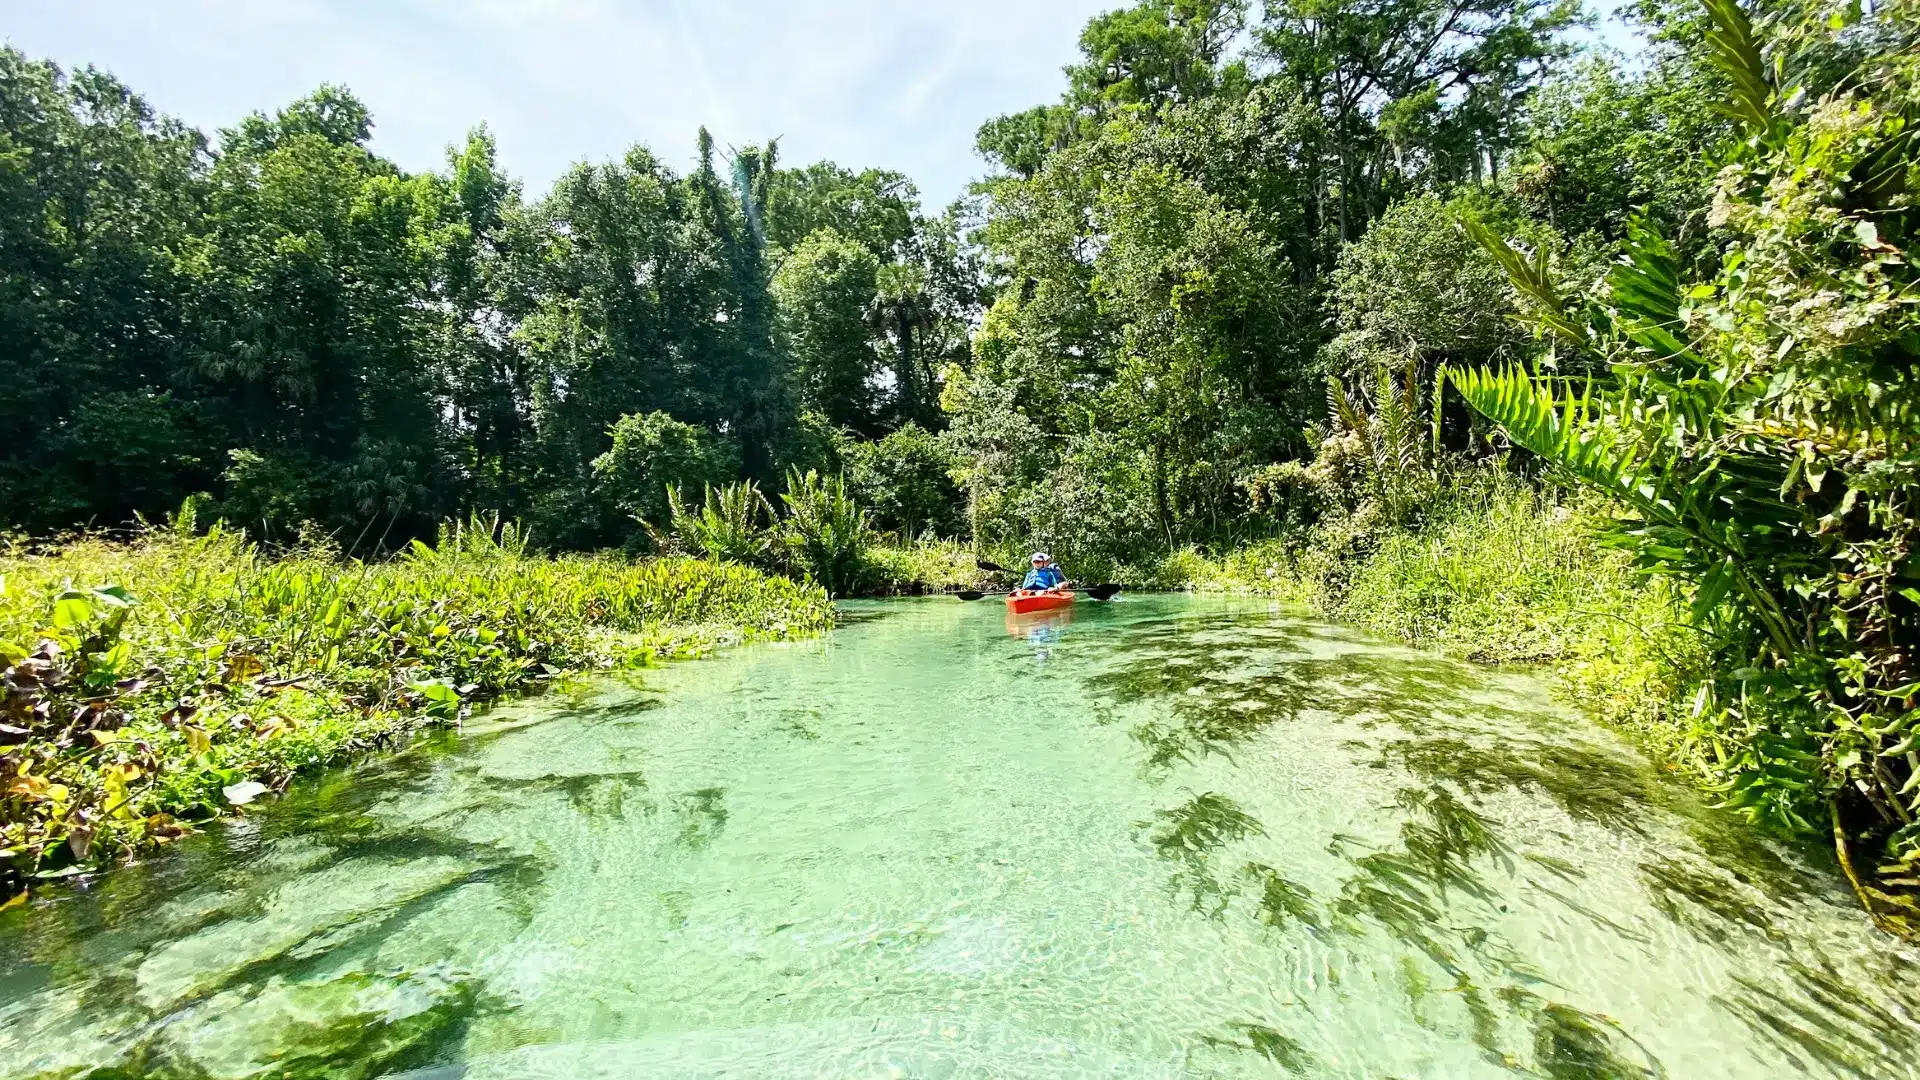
0 513 833 895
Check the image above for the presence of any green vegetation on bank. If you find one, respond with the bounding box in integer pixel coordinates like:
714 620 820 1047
1175 472 1709 767
0 512 833 897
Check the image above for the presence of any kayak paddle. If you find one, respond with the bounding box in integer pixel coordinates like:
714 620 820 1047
953 584 1123 602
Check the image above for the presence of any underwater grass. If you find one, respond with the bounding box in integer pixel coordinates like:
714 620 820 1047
0 513 834 896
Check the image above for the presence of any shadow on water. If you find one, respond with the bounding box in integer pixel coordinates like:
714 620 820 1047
0 714 566 1079
1098 606 1920 1078
9 598 1920 1079
1717 960 1920 1080
1154 777 1672 1077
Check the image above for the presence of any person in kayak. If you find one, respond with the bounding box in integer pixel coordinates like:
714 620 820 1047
1021 552 1067 591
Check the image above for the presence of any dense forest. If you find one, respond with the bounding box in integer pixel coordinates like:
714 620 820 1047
0 0 1712 556
4 0 1920 922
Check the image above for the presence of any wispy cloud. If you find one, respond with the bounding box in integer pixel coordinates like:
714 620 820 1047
6 0 1110 205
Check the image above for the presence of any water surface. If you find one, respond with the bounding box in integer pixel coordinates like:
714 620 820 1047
5 595 1919 1078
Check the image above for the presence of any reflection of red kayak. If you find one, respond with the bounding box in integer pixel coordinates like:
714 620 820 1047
1006 589 1075 615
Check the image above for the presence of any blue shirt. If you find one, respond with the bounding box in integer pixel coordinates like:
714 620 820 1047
1021 565 1066 590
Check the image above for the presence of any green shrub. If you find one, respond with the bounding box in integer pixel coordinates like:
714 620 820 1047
840 423 965 539
779 469 871 597
669 481 776 565
860 537 984 595
591 412 739 528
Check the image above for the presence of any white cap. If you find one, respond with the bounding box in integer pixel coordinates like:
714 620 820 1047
1031 552 1051 564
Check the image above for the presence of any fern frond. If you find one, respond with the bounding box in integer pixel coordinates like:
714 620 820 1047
1445 365 1641 496
1702 0 1777 138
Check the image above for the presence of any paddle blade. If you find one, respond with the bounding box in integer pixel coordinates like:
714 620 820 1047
956 591 987 601
976 559 1010 573
1084 584 1123 601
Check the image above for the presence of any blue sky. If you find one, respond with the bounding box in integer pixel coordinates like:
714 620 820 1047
7 1 1639 209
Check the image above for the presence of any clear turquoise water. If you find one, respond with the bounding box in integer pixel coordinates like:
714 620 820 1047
5 595 1920 1078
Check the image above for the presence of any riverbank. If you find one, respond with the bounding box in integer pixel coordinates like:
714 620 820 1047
0 514 835 897
1170 478 1712 782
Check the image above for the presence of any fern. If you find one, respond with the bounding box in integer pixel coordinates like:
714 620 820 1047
1701 0 1778 138
670 481 775 566
1459 217 1588 346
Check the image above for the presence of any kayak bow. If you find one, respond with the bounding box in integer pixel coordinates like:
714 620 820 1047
1006 589 1075 615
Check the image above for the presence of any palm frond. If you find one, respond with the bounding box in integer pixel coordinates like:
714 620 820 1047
1445 365 1641 497
1326 375 1378 466
1701 0 1778 138
1609 211 1703 367
1458 216 1589 346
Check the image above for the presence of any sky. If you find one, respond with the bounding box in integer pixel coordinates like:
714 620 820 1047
6 0 1116 208
7 1 1641 209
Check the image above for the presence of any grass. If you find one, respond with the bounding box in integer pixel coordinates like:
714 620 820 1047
0 513 834 896
859 536 988 595
1172 472 1712 771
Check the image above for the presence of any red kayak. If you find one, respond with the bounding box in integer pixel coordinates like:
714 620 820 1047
1006 589 1075 615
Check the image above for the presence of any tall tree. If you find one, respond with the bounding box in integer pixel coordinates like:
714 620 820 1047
187 87 460 538
1256 0 1581 241
0 50 210 531
774 229 884 434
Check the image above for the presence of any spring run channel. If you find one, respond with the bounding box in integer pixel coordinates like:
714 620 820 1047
5 595 1920 1078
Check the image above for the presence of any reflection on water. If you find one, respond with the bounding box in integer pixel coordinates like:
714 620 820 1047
4 595 1920 1079
1006 607 1075 671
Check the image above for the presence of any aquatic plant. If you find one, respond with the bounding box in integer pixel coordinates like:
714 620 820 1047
0 512 833 895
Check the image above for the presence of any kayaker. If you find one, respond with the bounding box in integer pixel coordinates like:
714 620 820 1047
1021 552 1067 591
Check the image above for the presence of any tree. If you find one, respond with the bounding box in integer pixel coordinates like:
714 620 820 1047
591 411 739 529
1322 193 1523 380
976 106 1076 179
773 229 884 434
1067 0 1252 112
764 162 917 259
1507 57 1727 259
1256 0 1582 238
186 86 460 537
841 423 964 538
0 50 210 531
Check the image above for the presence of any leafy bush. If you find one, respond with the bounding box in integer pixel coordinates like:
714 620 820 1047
591 412 739 529
0 512 833 895
779 469 871 597
1321 192 1526 381
840 423 965 539
860 537 985 595
1017 430 1163 584
669 481 776 565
